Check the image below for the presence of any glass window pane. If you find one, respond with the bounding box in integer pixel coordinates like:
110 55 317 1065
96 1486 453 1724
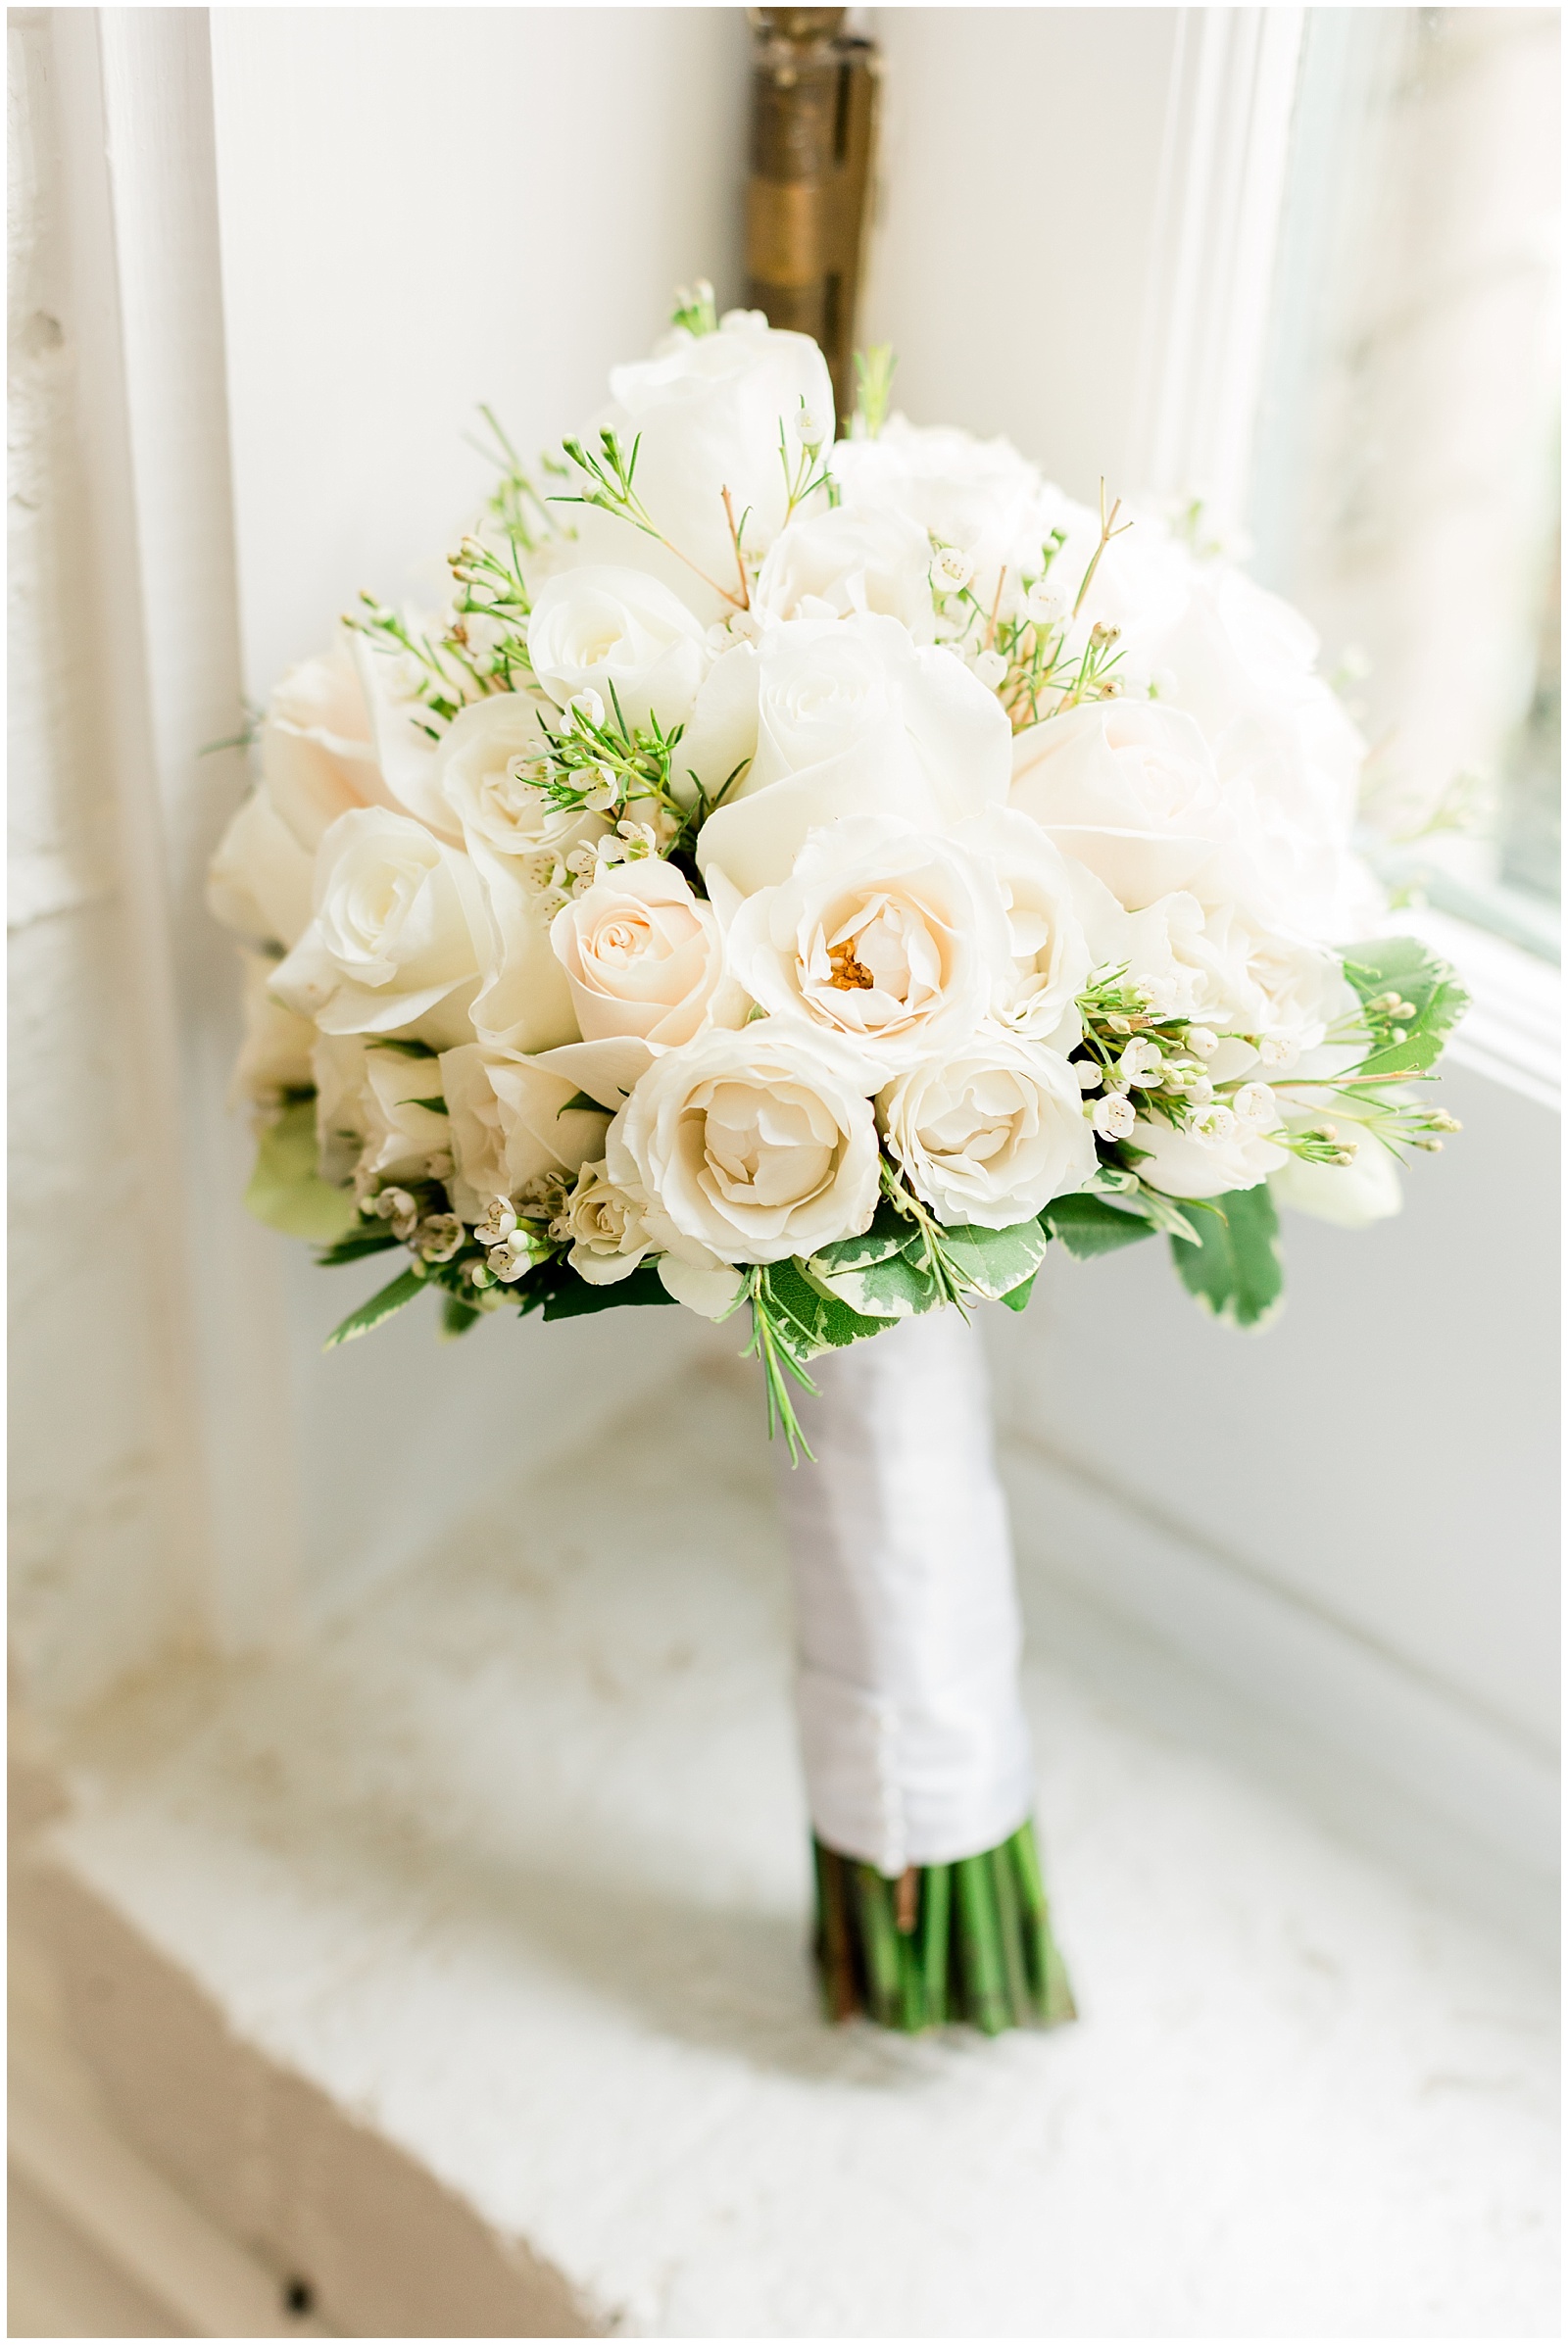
1250 7 1560 958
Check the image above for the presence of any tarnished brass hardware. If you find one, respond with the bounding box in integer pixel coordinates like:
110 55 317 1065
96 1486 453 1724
746 8 879 425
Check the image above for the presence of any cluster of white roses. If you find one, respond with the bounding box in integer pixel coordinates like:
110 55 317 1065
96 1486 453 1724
212 298 1460 1379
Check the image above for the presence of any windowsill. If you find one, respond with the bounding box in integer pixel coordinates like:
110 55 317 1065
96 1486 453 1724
18 1351 1560 2339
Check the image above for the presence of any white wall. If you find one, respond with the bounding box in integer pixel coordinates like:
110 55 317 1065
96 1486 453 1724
212 6 750 694
863 8 1180 504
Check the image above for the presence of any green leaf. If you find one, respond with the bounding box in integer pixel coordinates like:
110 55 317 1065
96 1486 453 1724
808 1198 924 1275
556 1091 602 1117
805 1240 939 1321
1339 935 1469 1076
368 1036 438 1058
407 1096 448 1115
936 1217 1051 1302
323 1265 427 1350
537 1261 677 1319
440 1295 482 1341
766 1257 891 1356
316 1227 402 1266
245 1099 360 1244
1043 1193 1158 1259
1000 1271 1037 1313
1169 1183 1285 1330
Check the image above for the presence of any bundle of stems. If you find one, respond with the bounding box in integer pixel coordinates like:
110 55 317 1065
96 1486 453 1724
812 1821 1075 2034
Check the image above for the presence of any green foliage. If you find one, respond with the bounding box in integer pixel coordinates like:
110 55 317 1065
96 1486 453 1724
1169 1183 1285 1330
936 1217 1051 1301
440 1295 482 1341
316 1227 402 1266
764 1257 892 1356
999 1272 1037 1313
1041 1193 1157 1259
1339 936 1469 1076
531 1261 676 1321
323 1265 428 1350
245 1100 359 1244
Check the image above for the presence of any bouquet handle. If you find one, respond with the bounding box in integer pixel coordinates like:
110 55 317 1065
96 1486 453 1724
775 1310 1074 2032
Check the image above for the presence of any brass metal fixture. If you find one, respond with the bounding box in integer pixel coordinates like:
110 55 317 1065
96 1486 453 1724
745 8 879 424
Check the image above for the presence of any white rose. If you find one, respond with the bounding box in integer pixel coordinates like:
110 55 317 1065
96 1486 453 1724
724 816 1011 1079
1081 551 1367 933
550 857 722 1047
349 628 467 840
210 645 409 952
439 1044 610 1223
436 692 608 874
466 850 582 1056
955 806 1102 1048
272 806 490 1049
1120 892 1349 1057
1131 1109 1289 1200
527 566 710 735
562 1160 661 1285
263 643 392 845
562 316 835 622
696 612 1010 897
879 1033 1097 1228
754 505 936 638
208 787 317 950
1270 1139 1403 1227
312 1034 452 1197
229 948 317 1106
830 416 1067 613
611 1024 879 1265
1009 700 1245 909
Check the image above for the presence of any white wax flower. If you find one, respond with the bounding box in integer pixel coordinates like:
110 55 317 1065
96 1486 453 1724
754 505 936 638
438 1044 610 1224
695 611 1010 897
1092 1092 1137 1142
272 806 490 1050
313 1034 452 1198
1009 699 1245 910
929 547 975 597
878 1032 1096 1228
550 856 722 1048
527 565 710 736
610 1024 879 1266
724 815 1011 1081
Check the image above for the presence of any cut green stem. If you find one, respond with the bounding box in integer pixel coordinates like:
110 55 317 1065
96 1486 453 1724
809 1820 1073 2036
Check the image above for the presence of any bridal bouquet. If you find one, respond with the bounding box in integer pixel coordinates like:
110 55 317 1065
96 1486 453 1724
212 282 1464 2034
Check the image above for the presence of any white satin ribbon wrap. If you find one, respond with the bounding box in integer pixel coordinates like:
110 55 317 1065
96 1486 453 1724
775 1309 1034 1877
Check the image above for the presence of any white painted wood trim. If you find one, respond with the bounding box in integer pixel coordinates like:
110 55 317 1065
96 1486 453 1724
1004 1439 1559 1906
1127 6 1305 519
51 10 304 1653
